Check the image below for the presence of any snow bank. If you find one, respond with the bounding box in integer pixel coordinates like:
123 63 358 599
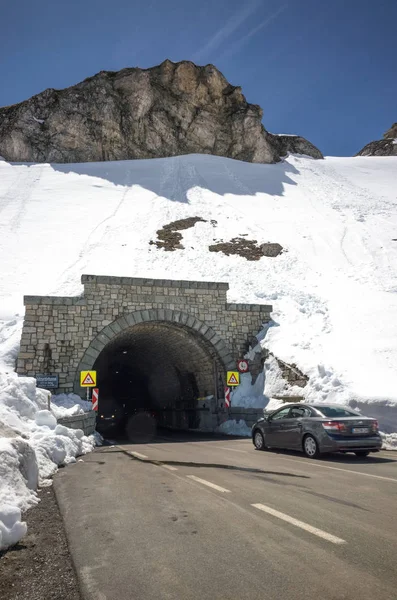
51 393 93 418
216 419 252 437
381 433 397 450
0 372 97 550
230 371 267 408
0 505 27 551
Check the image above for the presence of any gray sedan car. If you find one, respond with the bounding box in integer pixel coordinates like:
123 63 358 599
252 403 382 458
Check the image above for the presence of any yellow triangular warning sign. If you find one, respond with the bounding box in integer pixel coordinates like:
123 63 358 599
80 370 97 387
227 371 240 386
82 373 94 385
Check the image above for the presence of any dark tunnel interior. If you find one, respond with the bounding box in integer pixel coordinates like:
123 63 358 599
93 321 225 436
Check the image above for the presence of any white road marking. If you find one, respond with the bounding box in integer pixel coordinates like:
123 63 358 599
150 459 178 471
128 451 148 460
252 503 346 545
275 455 397 483
186 475 231 493
160 464 178 471
218 446 248 454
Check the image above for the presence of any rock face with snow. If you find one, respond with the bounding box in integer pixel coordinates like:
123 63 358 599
356 123 397 157
0 60 322 164
268 134 323 160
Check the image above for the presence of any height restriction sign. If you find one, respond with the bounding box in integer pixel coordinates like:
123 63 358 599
80 370 97 387
237 359 249 373
226 371 240 386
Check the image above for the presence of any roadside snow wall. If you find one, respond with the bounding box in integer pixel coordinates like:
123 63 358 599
0 372 97 551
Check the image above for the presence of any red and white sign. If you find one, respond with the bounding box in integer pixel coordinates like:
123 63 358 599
237 359 249 373
92 388 99 411
224 387 231 408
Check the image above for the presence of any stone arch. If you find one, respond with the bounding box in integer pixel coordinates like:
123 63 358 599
73 308 235 395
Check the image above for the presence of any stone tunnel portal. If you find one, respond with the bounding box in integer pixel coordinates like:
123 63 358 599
17 275 273 433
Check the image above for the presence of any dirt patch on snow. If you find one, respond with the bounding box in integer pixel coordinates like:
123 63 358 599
150 217 207 251
0 486 81 600
209 238 283 261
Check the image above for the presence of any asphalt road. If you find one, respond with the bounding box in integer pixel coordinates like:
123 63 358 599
54 432 397 600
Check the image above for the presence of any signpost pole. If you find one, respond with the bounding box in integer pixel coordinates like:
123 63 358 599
86 387 90 402
213 359 218 403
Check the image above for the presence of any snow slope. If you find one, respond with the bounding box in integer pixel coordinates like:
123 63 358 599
1 153 397 410
2 153 397 404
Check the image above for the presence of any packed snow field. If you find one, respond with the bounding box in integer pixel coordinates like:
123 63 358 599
1 152 397 548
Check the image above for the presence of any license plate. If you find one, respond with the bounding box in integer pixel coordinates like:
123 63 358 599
352 427 369 434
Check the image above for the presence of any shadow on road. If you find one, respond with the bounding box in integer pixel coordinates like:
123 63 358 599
267 448 397 465
98 445 310 480
105 429 249 445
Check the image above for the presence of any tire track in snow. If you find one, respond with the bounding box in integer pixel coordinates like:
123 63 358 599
339 226 353 267
303 160 396 286
294 161 359 270
0 165 44 229
312 162 397 289
51 169 134 295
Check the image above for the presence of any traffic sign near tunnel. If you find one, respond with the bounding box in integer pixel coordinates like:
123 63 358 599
80 370 97 387
18 275 273 432
227 371 240 386
237 359 249 373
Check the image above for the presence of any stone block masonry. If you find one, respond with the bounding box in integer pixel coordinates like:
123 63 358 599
57 411 97 436
17 275 272 397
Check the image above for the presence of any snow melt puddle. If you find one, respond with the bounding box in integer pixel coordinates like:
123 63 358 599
0 372 99 551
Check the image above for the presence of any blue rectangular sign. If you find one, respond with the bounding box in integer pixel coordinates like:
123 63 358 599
36 374 59 390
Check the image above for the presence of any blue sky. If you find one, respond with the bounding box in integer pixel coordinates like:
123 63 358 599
1 0 396 156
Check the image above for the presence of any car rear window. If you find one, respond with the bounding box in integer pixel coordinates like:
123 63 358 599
313 406 359 418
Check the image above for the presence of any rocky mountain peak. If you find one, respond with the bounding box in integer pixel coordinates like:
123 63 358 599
0 60 322 164
384 123 397 139
356 122 397 157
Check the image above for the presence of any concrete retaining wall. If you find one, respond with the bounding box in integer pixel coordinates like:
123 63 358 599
157 406 264 433
57 410 97 436
224 408 265 428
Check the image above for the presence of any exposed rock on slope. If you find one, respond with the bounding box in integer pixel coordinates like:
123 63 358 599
0 60 322 164
356 123 397 157
268 133 323 160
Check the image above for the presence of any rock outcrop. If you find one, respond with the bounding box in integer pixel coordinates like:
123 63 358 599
267 133 323 160
356 123 397 157
0 60 323 164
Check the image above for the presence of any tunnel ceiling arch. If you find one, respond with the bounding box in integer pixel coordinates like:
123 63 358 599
74 308 236 394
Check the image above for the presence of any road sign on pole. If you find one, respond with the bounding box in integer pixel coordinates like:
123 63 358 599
225 387 231 408
92 388 99 411
226 371 240 386
237 359 249 373
80 370 97 387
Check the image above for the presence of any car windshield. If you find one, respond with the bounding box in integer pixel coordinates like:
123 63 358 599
314 406 360 418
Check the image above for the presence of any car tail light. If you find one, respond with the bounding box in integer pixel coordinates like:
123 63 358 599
322 420 347 432
371 420 379 432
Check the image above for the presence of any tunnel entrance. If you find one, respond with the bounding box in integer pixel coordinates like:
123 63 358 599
93 320 226 437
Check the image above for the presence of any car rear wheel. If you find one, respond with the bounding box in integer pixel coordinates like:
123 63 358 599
355 451 370 457
253 430 266 451
303 434 320 458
